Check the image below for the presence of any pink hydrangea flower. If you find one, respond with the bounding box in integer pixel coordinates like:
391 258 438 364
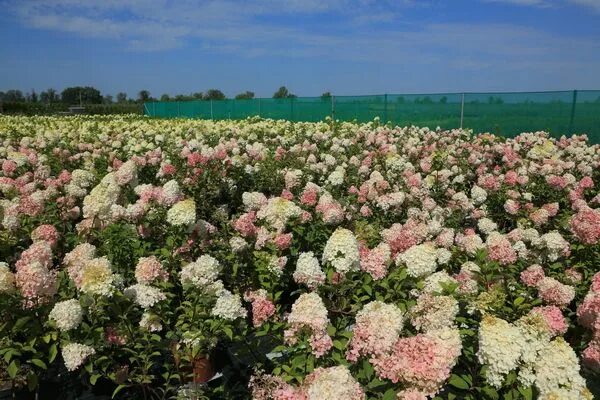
520 265 545 287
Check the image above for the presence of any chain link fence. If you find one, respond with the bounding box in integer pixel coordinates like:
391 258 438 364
144 90 600 142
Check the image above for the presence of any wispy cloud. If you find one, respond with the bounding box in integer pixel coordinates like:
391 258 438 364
4 0 600 69
484 0 600 11
568 0 600 12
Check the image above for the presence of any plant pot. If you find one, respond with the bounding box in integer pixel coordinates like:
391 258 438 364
192 356 214 384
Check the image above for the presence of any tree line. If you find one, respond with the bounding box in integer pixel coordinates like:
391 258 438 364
0 86 334 105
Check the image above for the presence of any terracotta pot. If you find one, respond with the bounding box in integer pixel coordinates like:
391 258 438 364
192 356 214 383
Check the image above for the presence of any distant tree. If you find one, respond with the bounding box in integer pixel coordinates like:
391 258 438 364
40 88 59 103
204 89 226 101
61 86 102 105
235 91 255 100
160 94 171 102
191 92 204 100
27 90 38 103
273 86 290 99
439 96 447 104
138 90 151 103
116 92 128 103
320 91 332 101
3 90 25 102
103 95 113 104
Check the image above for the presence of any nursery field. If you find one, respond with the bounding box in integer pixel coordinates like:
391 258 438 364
1 115 600 400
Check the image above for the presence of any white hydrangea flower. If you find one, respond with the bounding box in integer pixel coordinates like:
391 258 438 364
211 290 247 320
49 299 83 331
82 173 121 220
396 242 438 278
306 366 364 400
293 252 325 289
478 217 498 235
229 236 248 252
322 228 360 274
242 192 268 211
410 293 458 332
423 271 458 293
532 338 591 399
124 284 166 309
167 199 196 226
0 262 15 293
62 343 95 371
140 312 163 332
470 185 487 205
79 257 118 297
256 197 302 232
161 180 182 205
326 166 346 186
179 255 221 289
477 315 525 388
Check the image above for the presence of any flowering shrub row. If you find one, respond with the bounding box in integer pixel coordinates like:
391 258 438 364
0 115 599 399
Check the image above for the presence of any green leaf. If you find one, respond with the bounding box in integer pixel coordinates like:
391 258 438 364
48 344 58 363
382 389 396 400
13 317 31 331
29 359 47 370
112 384 128 398
449 374 470 390
481 387 499 400
90 374 101 385
223 326 233 339
7 360 18 379
333 340 345 350
513 297 525 306
27 372 38 391
518 386 533 400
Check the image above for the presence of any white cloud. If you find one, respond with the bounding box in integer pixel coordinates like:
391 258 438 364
568 0 600 12
484 0 600 11
4 0 600 67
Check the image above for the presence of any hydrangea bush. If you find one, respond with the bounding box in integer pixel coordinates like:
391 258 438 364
0 115 599 399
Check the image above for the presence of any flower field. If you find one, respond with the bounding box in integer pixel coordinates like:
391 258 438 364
0 115 599 400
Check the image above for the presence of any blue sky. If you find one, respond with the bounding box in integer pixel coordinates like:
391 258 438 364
1 0 599 98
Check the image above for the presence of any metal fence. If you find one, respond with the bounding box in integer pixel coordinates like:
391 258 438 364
144 90 600 142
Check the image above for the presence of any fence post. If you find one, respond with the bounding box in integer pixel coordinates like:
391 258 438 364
331 95 335 121
210 100 214 120
568 90 578 133
384 94 388 123
460 93 465 129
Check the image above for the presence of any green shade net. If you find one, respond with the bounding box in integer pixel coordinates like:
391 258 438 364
144 90 600 143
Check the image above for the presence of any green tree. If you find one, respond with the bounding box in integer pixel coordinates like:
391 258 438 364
204 89 226 101
235 91 255 100
273 86 290 99
2 90 25 102
61 86 102 105
320 91 332 101
160 94 171 102
27 90 38 103
138 90 151 103
116 92 128 103
40 88 59 103
103 95 113 104
192 92 204 100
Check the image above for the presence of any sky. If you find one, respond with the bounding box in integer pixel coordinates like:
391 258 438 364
0 0 599 98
